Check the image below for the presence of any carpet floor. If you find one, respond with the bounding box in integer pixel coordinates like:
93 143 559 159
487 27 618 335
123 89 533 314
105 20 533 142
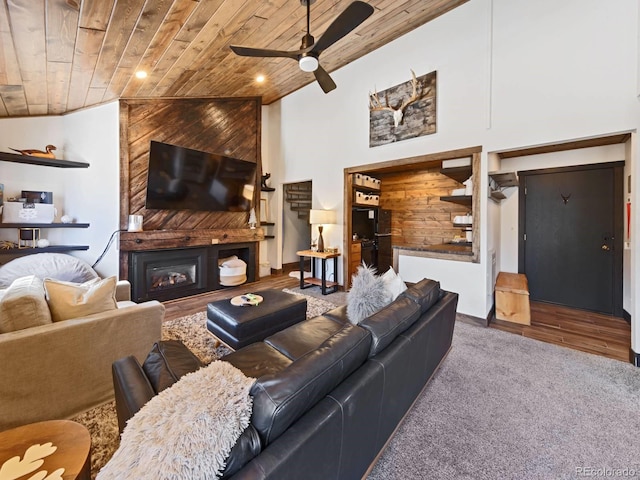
72 290 338 479
367 321 640 480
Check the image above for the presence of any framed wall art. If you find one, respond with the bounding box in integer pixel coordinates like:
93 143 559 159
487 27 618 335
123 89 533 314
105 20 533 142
369 70 437 147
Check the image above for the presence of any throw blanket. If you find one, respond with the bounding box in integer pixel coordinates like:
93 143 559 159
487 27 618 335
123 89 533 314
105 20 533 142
97 361 254 480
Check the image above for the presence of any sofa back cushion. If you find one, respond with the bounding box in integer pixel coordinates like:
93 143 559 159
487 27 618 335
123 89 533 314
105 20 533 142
358 295 421 356
0 275 52 333
400 278 441 314
250 323 371 445
44 276 117 322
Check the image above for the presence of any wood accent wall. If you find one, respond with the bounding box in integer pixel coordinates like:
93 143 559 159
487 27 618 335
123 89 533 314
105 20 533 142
118 97 262 278
379 167 469 247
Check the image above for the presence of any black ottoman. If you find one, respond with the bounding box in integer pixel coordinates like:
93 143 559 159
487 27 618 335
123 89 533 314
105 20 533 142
206 289 307 349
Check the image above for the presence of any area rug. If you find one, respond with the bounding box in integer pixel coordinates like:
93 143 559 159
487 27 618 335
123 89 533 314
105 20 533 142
72 290 337 479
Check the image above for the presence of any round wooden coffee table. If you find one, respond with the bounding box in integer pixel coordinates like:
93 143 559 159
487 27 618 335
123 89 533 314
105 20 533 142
0 420 91 480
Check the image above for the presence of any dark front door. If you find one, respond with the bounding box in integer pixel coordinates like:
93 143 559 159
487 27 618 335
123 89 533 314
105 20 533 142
519 163 623 316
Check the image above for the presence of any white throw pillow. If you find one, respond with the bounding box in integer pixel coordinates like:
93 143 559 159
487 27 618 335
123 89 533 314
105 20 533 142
0 275 52 333
380 267 408 301
44 276 118 322
346 263 392 324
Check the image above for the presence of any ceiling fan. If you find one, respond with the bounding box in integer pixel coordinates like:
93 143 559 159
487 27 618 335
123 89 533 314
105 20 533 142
230 0 375 93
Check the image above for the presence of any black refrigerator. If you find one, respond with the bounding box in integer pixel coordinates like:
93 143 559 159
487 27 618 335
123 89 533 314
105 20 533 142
352 208 392 274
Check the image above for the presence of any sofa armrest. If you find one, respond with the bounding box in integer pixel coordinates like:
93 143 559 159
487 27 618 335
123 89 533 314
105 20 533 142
112 356 156 433
0 299 164 430
115 280 132 302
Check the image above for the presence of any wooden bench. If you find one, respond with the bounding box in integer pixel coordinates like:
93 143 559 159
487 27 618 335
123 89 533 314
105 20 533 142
495 272 531 325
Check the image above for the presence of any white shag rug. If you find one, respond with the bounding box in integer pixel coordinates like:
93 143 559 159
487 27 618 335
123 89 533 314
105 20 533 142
96 361 254 480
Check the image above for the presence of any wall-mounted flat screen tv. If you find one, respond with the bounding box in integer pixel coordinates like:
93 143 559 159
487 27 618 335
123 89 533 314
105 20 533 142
145 141 256 212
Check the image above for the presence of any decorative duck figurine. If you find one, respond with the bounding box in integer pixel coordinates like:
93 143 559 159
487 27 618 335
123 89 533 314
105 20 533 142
9 144 57 158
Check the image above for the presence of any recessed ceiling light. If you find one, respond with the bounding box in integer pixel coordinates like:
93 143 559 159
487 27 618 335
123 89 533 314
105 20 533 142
135 70 147 79
256 74 265 83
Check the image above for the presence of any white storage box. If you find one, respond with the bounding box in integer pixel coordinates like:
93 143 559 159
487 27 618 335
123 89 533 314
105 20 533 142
2 202 55 223
363 176 381 190
355 191 379 206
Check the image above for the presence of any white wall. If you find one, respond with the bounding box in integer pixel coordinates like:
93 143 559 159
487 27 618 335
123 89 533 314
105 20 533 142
269 0 640 328
0 102 121 277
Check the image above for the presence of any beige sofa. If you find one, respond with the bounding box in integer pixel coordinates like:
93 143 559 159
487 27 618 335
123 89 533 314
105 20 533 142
0 278 164 430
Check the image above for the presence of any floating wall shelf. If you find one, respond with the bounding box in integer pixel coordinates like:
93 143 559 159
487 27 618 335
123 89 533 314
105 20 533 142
0 151 89 168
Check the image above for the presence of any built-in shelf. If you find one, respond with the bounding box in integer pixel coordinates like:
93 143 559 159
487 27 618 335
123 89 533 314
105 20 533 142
353 203 380 208
489 171 518 187
488 171 518 203
353 185 380 193
453 222 473 230
0 151 89 168
440 195 472 206
490 191 507 201
0 223 90 228
440 166 472 184
0 222 90 255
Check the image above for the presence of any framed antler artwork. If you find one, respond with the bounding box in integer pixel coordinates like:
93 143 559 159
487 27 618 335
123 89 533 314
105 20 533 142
368 70 437 147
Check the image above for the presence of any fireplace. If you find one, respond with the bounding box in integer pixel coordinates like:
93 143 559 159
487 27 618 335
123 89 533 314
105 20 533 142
130 248 208 302
129 242 256 302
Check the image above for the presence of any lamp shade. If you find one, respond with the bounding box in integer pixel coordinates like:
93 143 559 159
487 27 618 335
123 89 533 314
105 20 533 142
309 209 336 225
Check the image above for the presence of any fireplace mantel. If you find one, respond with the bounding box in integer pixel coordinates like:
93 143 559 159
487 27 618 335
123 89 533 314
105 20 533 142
119 228 263 282
119 228 264 252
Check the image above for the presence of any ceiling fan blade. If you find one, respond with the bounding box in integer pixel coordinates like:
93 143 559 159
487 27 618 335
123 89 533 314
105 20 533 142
230 45 298 60
314 65 337 93
311 1 375 54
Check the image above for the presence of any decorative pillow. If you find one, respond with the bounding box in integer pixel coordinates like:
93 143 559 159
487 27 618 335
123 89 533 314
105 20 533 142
346 263 392 324
380 267 408 301
0 275 52 333
0 253 99 288
44 276 118 322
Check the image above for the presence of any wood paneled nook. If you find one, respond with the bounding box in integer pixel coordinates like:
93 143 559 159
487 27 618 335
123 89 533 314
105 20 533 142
344 146 481 286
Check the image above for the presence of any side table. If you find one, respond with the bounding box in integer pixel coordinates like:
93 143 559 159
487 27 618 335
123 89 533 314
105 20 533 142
296 249 341 295
0 420 91 480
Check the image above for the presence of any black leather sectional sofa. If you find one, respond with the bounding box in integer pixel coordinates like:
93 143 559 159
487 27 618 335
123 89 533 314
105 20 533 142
112 278 458 479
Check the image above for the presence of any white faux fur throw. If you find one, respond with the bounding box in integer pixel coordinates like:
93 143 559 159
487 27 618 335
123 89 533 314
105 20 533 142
97 361 255 480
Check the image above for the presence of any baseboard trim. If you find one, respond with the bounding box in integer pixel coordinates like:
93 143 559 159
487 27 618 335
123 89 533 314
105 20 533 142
623 309 631 323
486 305 495 327
631 348 640 367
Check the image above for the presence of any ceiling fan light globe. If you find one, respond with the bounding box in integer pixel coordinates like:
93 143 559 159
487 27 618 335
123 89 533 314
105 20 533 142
299 56 319 72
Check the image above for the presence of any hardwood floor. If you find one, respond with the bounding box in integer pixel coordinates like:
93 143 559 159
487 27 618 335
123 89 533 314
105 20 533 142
162 274 302 321
490 301 631 363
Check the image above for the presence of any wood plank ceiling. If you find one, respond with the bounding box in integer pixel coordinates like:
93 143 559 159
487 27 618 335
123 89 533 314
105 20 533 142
0 0 468 118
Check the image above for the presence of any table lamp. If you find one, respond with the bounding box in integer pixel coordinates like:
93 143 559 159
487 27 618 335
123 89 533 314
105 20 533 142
309 209 336 253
